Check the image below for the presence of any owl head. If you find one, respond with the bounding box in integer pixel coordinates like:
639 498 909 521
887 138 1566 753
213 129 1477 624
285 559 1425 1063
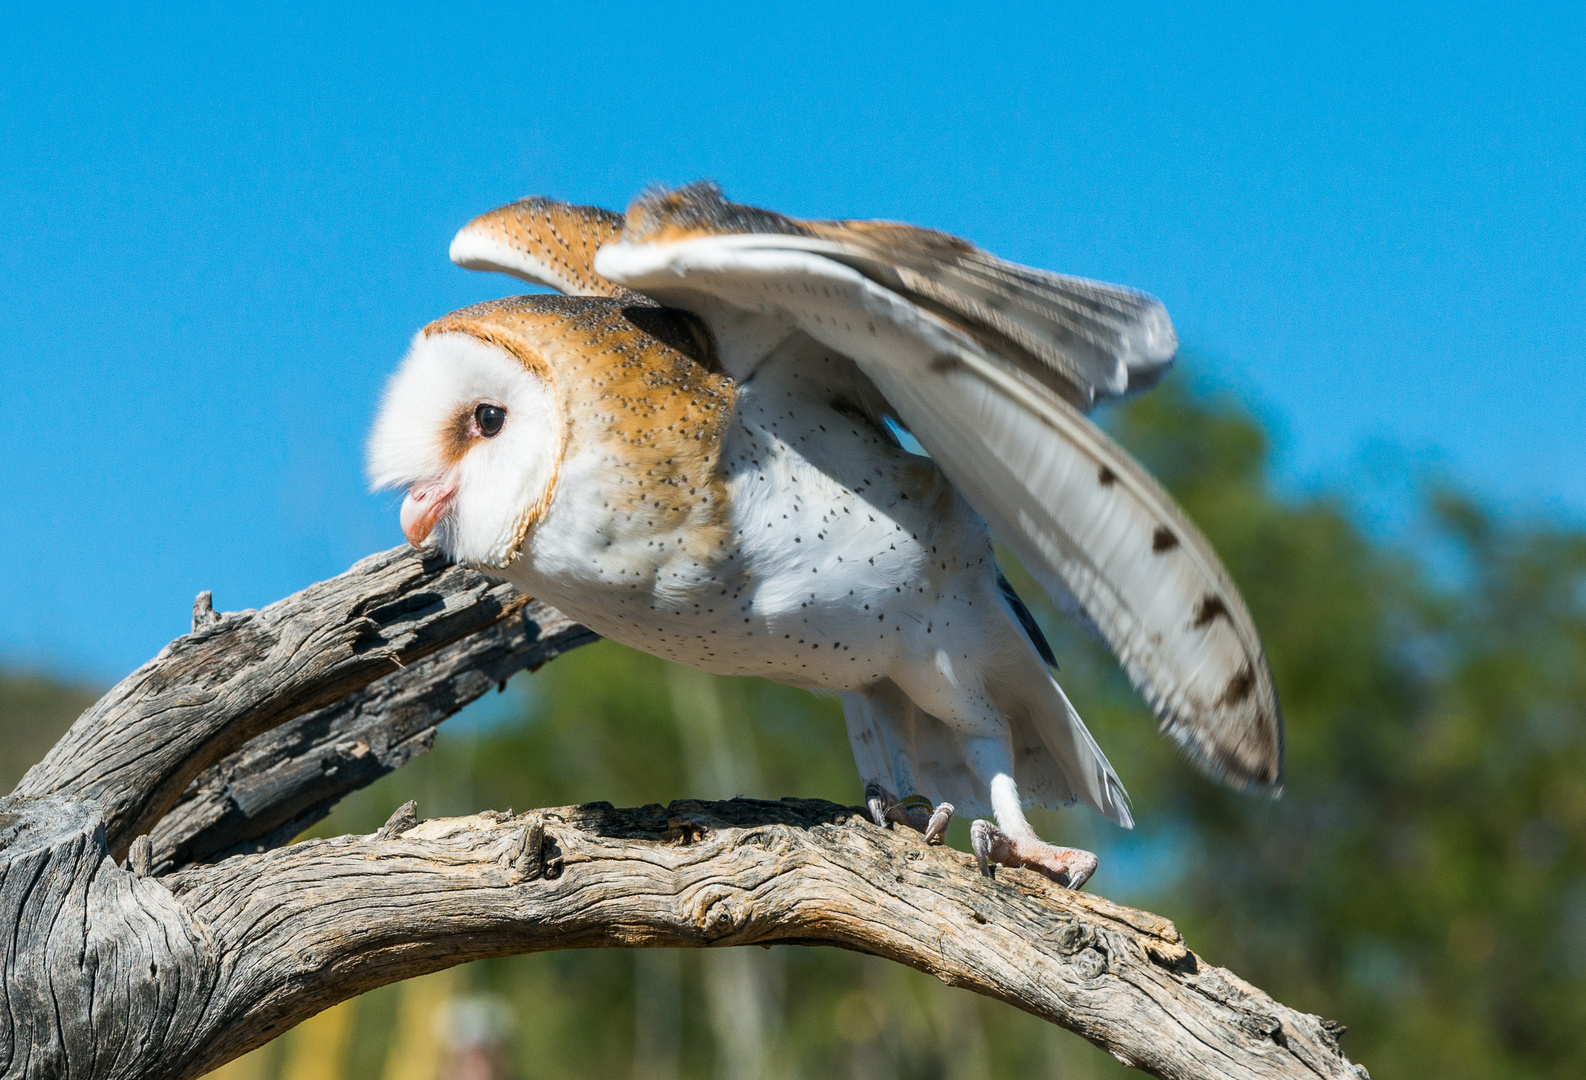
367 319 564 568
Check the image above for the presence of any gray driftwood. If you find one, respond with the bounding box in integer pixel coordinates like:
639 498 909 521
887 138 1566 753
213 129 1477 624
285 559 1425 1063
0 547 1367 1080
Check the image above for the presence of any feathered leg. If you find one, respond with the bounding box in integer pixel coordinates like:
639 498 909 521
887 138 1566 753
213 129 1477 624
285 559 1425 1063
960 739 1100 888
888 644 1119 889
842 686 954 844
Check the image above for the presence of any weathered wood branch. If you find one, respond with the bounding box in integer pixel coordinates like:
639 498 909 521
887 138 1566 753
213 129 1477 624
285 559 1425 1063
15 547 534 858
0 547 1368 1080
148 598 595 871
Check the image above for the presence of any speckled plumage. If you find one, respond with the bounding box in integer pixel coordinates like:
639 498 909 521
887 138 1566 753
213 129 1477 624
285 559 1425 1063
421 295 734 561
449 197 632 298
527 328 981 692
368 184 1286 888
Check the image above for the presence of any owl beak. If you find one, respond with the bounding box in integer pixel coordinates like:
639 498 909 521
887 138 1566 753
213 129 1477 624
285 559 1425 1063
400 479 457 548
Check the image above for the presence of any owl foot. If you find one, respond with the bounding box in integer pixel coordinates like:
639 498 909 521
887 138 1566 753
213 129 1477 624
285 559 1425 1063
970 820 1097 889
864 783 953 845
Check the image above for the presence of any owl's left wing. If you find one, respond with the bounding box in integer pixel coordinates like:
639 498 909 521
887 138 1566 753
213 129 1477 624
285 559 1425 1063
583 183 1283 794
449 197 632 299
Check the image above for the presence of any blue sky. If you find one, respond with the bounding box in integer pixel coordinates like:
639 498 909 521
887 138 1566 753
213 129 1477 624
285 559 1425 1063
2 2 1582 680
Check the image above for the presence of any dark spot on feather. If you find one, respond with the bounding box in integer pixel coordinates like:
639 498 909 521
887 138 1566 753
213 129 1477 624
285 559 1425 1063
1193 595 1229 628
1098 466 1118 486
1152 526 1179 553
1220 664 1256 706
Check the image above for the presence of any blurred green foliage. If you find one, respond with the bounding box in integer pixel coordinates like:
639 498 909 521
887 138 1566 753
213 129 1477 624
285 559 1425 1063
1104 383 1586 1080
0 671 97 794
6 376 1584 1079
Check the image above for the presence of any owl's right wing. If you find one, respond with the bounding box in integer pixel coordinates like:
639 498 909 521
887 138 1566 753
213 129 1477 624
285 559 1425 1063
586 183 1283 794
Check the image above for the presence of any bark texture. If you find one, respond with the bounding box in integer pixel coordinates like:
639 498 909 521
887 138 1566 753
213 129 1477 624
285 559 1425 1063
0 547 1368 1080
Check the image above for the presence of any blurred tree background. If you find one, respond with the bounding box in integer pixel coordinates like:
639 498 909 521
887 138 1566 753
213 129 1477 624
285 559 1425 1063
6 375 1584 1080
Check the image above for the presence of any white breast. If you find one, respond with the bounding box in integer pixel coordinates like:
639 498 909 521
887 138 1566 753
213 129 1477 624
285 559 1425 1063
504 364 999 691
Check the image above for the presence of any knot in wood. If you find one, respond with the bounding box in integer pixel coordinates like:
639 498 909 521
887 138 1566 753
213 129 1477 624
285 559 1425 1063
1145 937 1195 971
1049 920 1097 956
191 590 222 632
501 816 547 881
1071 945 1108 980
375 800 419 840
1238 1010 1284 1042
128 835 154 878
689 884 752 941
736 826 796 859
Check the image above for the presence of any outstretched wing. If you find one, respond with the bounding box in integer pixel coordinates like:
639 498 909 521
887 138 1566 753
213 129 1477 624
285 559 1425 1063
604 182 1176 408
591 183 1282 791
450 197 632 299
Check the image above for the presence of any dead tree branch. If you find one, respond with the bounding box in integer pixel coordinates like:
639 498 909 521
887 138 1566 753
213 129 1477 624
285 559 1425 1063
148 591 595 871
0 547 1367 1080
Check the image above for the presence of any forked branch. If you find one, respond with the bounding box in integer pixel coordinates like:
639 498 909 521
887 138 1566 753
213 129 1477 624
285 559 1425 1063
0 548 1366 1080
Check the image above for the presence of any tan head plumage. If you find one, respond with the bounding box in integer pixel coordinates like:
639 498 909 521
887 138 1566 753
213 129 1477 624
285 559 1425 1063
368 294 735 570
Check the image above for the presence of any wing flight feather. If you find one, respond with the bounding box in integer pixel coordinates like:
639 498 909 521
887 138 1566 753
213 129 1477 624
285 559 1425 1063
805 222 1177 406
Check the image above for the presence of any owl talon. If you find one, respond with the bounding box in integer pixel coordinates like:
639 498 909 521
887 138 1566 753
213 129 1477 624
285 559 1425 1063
971 819 1004 878
864 782 895 828
867 786 952 844
969 819 1095 889
923 801 953 845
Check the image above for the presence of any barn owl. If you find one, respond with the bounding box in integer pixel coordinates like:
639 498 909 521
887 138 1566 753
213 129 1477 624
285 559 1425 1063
367 184 1282 888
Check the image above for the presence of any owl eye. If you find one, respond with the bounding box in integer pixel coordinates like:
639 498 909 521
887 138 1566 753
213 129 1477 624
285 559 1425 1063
474 403 506 438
